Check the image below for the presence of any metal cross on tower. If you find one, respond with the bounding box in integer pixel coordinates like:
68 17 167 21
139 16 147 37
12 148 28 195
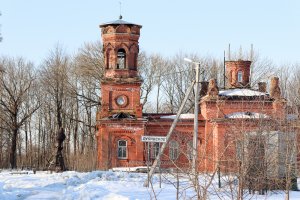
119 1 122 19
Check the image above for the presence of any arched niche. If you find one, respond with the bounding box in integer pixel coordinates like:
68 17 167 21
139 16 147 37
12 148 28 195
104 43 114 69
129 44 139 70
105 48 112 69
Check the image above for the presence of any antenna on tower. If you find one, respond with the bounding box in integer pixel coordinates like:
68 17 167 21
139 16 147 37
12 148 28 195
119 1 123 19
239 45 243 60
250 44 254 61
223 50 226 89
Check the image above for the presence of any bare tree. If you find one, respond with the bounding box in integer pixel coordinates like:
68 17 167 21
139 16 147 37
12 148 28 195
139 51 157 107
73 40 104 106
38 45 71 169
0 57 39 169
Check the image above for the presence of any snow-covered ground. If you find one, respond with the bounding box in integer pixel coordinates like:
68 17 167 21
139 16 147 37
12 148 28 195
0 170 300 200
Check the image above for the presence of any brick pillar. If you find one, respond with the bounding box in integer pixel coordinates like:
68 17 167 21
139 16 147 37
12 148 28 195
270 77 281 99
200 81 209 97
272 100 286 120
258 82 267 93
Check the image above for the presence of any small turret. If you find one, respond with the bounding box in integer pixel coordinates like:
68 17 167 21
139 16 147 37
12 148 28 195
207 79 219 97
225 60 251 89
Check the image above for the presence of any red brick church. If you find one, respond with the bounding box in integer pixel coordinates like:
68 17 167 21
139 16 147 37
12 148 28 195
96 17 296 175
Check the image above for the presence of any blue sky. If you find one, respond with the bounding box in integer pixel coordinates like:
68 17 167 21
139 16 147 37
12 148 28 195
0 0 299 65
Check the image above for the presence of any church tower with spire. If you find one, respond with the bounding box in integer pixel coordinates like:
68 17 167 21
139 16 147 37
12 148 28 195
96 17 145 170
98 16 143 118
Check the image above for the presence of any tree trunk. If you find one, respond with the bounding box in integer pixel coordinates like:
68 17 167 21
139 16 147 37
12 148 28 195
25 121 28 164
37 120 41 169
18 135 22 167
29 120 33 166
10 128 18 169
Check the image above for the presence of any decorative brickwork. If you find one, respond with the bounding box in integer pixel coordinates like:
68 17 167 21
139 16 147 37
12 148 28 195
101 22 141 79
96 18 294 180
96 19 145 169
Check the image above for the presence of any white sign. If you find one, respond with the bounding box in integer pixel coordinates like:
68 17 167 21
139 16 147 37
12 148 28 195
141 136 167 143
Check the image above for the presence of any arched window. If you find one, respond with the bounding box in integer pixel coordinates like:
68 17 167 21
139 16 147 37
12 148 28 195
238 71 243 82
117 140 127 159
169 140 179 160
187 141 193 160
117 48 126 69
151 143 160 159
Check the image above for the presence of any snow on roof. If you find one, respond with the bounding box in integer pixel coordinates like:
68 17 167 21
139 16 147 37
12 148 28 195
100 19 142 27
219 89 267 97
225 112 270 119
160 114 195 119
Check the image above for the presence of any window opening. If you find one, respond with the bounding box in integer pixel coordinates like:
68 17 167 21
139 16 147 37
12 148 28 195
118 140 127 159
151 143 160 159
238 71 243 82
169 140 179 160
117 49 126 69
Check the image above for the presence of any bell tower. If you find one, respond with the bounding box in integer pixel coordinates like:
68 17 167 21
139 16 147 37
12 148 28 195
98 17 143 118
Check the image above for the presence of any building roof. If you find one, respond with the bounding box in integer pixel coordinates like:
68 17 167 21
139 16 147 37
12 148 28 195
225 112 270 119
160 114 195 120
143 113 202 122
219 88 267 97
100 16 142 28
